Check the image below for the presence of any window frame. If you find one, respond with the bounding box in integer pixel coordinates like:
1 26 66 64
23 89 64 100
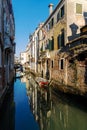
57 29 65 49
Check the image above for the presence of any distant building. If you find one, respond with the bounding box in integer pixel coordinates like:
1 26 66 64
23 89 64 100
14 55 20 64
28 24 43 73
20 52 27 65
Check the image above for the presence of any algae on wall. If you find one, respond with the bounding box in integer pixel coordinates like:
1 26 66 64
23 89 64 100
67 59 77 87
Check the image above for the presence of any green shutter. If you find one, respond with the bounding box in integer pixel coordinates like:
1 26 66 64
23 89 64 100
61 30 64 47
76 3 82 14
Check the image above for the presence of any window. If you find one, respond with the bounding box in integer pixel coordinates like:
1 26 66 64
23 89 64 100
61 59 64 69
76 3 82 14
45 24 49 31
52 60 53 68
52 18 54 27
49 22 51 30
48 23 50 30
57 5 65 22
49 37 54 51
45 40 49 50
59 59 64 70
57 12 60 22
61 5 64 17
61 29 65 47
57 29 65 49
46 25 48 32
52 37 54 50
49 18 54 29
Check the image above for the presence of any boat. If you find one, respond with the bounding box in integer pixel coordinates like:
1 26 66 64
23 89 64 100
39 81 48 88
16 71 24 78
35 77 49 88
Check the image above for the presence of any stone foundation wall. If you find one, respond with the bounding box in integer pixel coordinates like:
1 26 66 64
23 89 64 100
51 57 66 84
67 61 77 87
9 70 14 83
51 55 87 94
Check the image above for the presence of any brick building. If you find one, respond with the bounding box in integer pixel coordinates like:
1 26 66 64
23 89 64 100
37 0 87 94
25 0 87 95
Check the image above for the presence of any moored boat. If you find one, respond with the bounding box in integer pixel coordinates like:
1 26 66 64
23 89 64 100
39 81 49 88
35 77 49 88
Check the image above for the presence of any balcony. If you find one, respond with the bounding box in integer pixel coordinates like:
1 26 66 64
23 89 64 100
58 34 87 59
39 50 50 61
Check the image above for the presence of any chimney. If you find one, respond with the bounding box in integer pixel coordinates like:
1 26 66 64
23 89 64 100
48 3 54 15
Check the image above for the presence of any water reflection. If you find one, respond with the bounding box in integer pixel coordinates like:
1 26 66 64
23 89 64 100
27 75 87 130
14 77 39 130
0 75 87 130
0 85 15 130
0 76 40 130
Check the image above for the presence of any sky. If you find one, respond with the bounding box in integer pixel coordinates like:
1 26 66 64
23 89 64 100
12 0 59 57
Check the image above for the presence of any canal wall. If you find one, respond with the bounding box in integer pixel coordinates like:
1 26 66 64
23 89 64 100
0 77 14 109
28 69 87 98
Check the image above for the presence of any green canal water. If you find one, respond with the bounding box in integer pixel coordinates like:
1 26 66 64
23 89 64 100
0 75 87 130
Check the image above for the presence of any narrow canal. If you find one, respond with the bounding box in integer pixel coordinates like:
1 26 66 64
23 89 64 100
0 75 87 130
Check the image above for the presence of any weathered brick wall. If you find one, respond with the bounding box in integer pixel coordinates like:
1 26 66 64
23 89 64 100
51 55 65 84
76 61 87 90
67 61 77 87
51 55 87 89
